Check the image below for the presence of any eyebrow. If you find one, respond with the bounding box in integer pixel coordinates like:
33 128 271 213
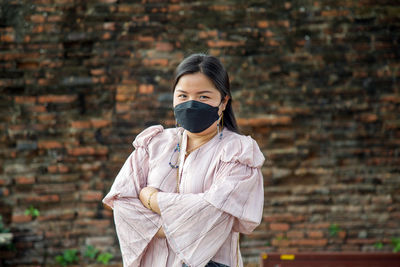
175 89 214 94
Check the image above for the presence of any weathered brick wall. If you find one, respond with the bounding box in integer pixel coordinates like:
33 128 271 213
1 0 399 265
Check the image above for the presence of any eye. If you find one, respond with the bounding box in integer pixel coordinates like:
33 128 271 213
177 94 187 99
199 95 210 100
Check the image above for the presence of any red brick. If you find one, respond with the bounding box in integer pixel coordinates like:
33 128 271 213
317 223 332 229
103 204 113 212
116 103 131 113
12 214 32 223
27 105 46 112
264 214 306 222
117 4 135 13
237 116 292 126
67 146 108 156
268 39 280 46
272 239 290 247
381 94 400 103
1 34 15 42
77 210 96 218
257 21 269 28
37 114 55 122
0 178 10 186
67 147 95 156
321 9 350 17
270 223 290 231
90 68 105 76
347 239 377 245
287 231 304 238
81 191 103 202
116 93 135 102
24 195 60 203
292 239 328 246
139 84 154 94
132 15 149 22
39 212 75 222
339 231 347 239
276 107 311 115
1 188 10 196
372 195 392 204
30 14 46 23
80 162 101 171
32 25 44 33
278 20 290 27
75 219 110 228
359 113 378 123
156 42 174 52
307 231 324 238
138 36 155 42
207 40 245 48
15 96 36 104
168 5 182 12
37 174 79 183
103 22 116 30
91 119 111 128
47 15 62 22
142 58 168 67
38 95 77 103
37 141 63 149
15 176 36 185
102 32 111 40
70 121 91 129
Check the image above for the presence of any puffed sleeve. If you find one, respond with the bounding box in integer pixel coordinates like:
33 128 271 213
157 135 265 267
102 125 164 267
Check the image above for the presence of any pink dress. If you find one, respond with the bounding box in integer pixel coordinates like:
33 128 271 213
102 125 265 267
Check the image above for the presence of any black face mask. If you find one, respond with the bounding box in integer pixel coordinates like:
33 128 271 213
174 100 220 133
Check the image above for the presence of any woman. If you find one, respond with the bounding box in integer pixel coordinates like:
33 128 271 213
103 53 265 267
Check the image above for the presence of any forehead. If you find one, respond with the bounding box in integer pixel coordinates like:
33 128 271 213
175 72 219 94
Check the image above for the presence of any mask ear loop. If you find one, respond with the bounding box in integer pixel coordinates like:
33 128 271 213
170 121 181 169
218 113 224 140
217 98 225 140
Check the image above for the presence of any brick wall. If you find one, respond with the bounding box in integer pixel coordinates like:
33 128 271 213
0 0 399 265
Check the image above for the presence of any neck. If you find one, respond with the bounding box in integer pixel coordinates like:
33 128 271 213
186 128 218 148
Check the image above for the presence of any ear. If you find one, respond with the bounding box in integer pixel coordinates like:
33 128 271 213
222 95 230 111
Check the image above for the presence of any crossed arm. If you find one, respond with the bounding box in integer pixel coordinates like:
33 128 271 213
139 186 165 238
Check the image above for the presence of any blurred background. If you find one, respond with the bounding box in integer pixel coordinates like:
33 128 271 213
0 0 399 266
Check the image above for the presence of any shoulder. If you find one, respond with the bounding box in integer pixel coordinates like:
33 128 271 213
219 129 265 168
132 125 178 149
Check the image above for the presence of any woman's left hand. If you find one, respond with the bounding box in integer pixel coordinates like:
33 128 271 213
139 187 161 214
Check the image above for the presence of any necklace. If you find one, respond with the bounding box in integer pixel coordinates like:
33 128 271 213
185 139 209 156
185 130 218 156
170 129 217 193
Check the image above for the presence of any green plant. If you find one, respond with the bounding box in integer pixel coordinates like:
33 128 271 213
0 215 9 233
329 223 341 237
392 238 400 253
55 246 114 266
84 245 99 260
374 242 383 250
2 243 16 252
275 234 287 241
97 252 113 264
25 205 40 218
55 249 79 266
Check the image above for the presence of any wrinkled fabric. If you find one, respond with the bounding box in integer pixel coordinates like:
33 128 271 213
103 125 265 267
183 260 229 267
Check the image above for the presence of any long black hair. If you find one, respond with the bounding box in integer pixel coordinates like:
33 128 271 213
172 53 240 133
